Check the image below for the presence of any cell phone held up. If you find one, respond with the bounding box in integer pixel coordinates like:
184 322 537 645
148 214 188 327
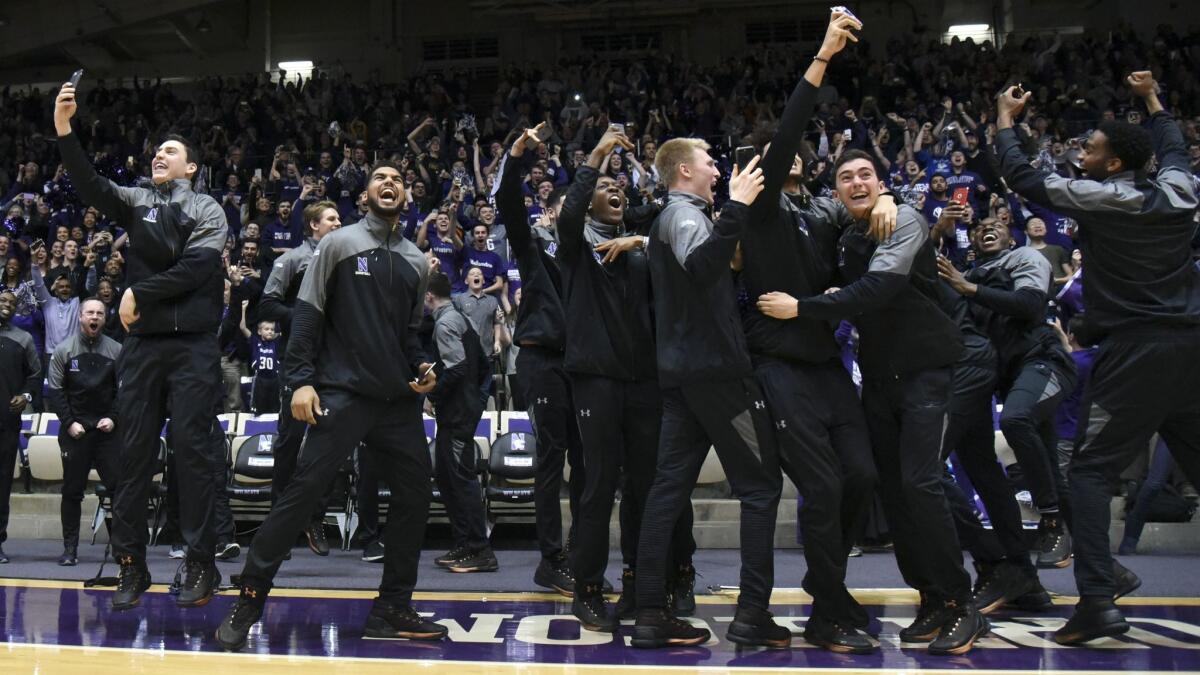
68 69 84 89
952 186 970 206
734 145 756 170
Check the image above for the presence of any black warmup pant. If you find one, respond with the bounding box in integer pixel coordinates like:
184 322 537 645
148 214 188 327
249 374 280 415
515 347 583 562
999 355 1076 516
636 377 781 611
943 366 1031 570
433 395 489 551
164 421 234 550
241 388 430 605
570 374 695 589
1069 335 1200 598
755 358 876 624
59 429 121 547
270 385 324 523
0 415 19 544
112 333 221 563
862 367 971 604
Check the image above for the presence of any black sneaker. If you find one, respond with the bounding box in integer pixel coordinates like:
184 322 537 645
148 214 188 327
672 563 697 617
898 595 951 643
363 600 448 640
727 606 792 649
972 561 1036 615
533 556 575 597
177 560 221 607
446 547 499 573
0 545 7 563
215 587 266 651
362 539 385 563
1113 560 1142 600
1035 516 1072 569
58 545 78 567
435 545 471 568
928 602 989 656
572 586 614 632
112 556 151 610
1009 578 1054 611
614 568 637 620
305 521 330 557
1054 597 1129 645
803 613 875 654
215 542 242 562
631 608 711 648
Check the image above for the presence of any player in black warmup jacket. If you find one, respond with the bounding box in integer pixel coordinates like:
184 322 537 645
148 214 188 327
216 162 442 651
635 139 788 650
735 11 896 654
496 128 584 595
938 225 1072 611
994 73 1200 645
46 299 122 567
558 127 697 632
56 83 229 610
759 150 987 655
257 199 341 556
0 291 40 564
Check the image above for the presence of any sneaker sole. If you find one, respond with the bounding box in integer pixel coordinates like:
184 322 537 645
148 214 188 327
533 573 575 598
214 630 248 652
803 634 876 655
727 625 791 649
630 634 709 649
929 620 990 656
362 555 385 562
1037 555 1072 569
447 563 499 573
1053 620 1130 646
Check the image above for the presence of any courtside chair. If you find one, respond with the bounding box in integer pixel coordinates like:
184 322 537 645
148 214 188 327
484 430 538 531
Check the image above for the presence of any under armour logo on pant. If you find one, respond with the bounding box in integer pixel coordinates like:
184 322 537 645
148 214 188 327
775 419 787 430
579 409 591 417
537 397 549 405
754 400 766 410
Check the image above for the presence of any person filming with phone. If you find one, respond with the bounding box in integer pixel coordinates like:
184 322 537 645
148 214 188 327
54 75 229 611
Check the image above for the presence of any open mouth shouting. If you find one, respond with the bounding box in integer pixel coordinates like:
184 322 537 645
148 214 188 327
378 184 400 207
152 160 169 174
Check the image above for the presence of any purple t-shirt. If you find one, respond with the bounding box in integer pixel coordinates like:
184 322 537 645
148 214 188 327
464 247 504 286
428 231 465 290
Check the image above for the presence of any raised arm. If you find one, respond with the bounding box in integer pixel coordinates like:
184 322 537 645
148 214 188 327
54 84 137 222
559 128 633 258
660 159 764 285
501 127 540 252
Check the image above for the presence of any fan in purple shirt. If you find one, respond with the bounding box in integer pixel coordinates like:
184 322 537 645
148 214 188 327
462 223 505 296
417 211 466 291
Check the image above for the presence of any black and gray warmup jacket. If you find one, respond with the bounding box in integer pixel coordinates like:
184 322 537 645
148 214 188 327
58 132 228 336
0 323 40 407
649 191 753 388
994 111 1200 338
558 165 657 381
47 332 121 430
795 204 964 378
259 237 319 383
286 212 430 400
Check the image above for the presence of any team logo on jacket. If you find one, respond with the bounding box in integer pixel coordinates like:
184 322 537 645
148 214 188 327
355 256 371 276
545 242 557 258
69 359 80 372
143 207 158 223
